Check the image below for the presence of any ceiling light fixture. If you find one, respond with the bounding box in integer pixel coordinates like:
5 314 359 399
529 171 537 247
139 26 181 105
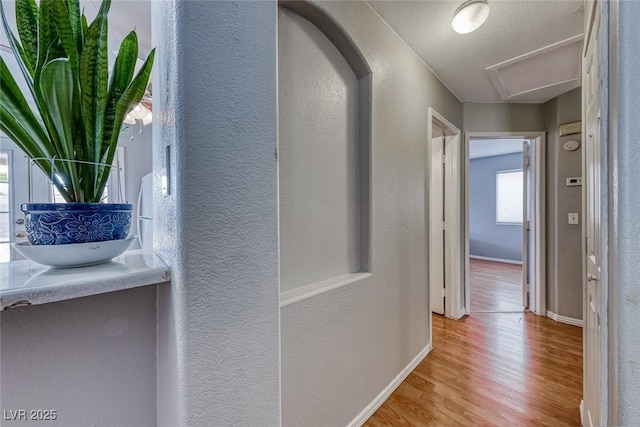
452 0 490 34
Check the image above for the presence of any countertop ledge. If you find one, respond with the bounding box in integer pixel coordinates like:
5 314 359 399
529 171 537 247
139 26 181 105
0 249 170 310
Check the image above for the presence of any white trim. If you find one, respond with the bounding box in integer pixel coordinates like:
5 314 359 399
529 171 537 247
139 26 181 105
280 273 372 307
347 343 432 427
546 310 584 327
464 132 546 316
427 108 464 322
469 255 522 265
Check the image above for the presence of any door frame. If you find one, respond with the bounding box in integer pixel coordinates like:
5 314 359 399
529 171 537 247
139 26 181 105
463 131 546 316
427 107 464 325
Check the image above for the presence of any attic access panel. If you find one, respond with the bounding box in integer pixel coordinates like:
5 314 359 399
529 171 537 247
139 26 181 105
486 35 583 102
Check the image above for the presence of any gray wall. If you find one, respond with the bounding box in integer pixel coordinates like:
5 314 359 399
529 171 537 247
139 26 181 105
279 8 361 292
0 287 157 426
544 88 583 319
152 1 281 425
464 103 547 132
278 2 462 426
608 1 640 422
469 153 523 262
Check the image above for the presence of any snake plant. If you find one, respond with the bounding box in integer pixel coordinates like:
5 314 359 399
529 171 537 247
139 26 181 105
0 0 155 202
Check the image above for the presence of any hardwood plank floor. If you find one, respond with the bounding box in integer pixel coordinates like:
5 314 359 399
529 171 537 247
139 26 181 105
470 259 524 313
365 313 583 427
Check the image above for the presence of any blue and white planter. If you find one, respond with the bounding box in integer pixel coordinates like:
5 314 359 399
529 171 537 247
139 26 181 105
21 203 133 246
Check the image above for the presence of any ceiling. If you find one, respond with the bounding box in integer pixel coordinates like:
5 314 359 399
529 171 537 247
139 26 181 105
469 138 523 159
1 0 583 103
367 0 585 103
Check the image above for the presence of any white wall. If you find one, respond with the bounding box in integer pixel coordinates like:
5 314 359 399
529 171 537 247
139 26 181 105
0 287 157 426
118 125 153 247
279 2 462 426
152 1 281 425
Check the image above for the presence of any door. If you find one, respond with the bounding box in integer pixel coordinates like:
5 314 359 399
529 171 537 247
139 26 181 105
522 140 530 309
430 135 445 314
583 2 602 425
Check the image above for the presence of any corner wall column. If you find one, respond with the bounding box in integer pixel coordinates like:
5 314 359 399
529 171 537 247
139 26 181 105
151 1 280 425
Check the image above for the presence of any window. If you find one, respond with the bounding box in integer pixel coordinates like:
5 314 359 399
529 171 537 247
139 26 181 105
49 147 125 203
0 151 11 262
496 169 523 224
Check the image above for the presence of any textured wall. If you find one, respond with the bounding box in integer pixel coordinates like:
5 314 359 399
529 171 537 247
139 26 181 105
279 8 361 293
279 2 462 426
469 153 524 261
608 0 640 422
0 287 157 426
544 88 582 319
463 103 547 132
152 1 280 425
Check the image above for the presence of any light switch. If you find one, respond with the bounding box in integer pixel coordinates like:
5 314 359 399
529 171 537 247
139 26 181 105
566 177 582 187
568 213 579 225
162 145 171 196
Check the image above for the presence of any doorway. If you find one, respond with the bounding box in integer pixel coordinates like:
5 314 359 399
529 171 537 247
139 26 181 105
428 108 463 320
467 138 526 312
464 132 546 316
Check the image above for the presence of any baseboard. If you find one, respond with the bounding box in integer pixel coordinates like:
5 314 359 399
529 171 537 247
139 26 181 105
547 310 583 327
347 343 433 427
579 400 584 426
469 255 523 265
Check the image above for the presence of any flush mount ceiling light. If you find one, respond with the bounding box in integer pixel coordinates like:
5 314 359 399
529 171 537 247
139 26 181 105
452 0 490 34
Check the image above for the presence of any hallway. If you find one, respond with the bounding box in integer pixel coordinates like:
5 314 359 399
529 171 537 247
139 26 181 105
366 313 582 426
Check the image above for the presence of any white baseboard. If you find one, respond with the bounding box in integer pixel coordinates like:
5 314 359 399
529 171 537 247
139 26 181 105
469 255 523 265
547 310 583 327
347 343 433 427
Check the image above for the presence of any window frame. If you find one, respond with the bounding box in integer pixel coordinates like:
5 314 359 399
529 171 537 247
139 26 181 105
0 149 14 263
495 168 524 226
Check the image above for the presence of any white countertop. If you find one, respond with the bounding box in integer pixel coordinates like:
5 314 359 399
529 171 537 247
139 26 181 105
0 250 170 310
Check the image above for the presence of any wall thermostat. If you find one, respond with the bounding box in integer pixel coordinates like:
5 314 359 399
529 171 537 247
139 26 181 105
563 139 580 151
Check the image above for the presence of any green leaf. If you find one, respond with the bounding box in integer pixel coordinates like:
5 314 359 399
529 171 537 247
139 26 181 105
39 59 74 160
79 0 110 168
64 0 81 52
0 1 33 84
38 0 65 73
51 0 80 73
81 13 88 48
15 0 38 75
39 58 82 201
96 48 154 197
101 31 138 155
0 56 52 157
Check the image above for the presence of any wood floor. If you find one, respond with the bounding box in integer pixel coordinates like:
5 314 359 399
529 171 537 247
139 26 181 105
365 313 583 426
470 259 524 313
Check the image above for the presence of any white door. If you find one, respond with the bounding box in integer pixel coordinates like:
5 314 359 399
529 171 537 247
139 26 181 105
522 141 530 309
430 135 445 315
583 2 602 425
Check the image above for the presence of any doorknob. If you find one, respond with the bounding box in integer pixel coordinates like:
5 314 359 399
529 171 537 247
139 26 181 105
587 273 599 282
15 218 24 225
15 231 26 238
